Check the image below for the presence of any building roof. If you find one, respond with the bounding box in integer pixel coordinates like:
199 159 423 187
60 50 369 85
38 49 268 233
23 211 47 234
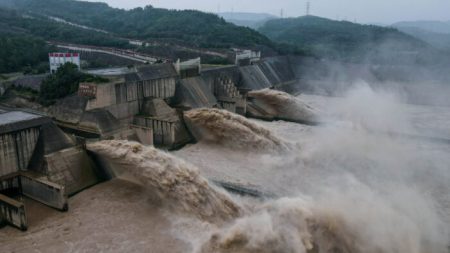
0 110 51 135
125 64 178 83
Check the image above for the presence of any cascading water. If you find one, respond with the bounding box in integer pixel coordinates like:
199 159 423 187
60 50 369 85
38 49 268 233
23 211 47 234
85 85 448 253
87 140 241 224
183 108 289 152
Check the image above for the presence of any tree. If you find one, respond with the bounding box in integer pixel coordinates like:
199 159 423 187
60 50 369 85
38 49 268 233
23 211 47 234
38 63 83 105
38 62 108 105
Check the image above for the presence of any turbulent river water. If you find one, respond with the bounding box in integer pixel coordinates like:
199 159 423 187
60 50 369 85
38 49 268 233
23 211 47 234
1 85 449 253
175 85 450 253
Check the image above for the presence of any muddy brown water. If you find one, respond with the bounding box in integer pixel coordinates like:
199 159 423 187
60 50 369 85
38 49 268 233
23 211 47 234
0 179 186 253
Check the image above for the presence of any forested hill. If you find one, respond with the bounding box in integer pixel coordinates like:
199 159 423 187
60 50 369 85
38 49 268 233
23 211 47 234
0 0 273 49
0 8 129 47
258 15 443 64
0 7 131 73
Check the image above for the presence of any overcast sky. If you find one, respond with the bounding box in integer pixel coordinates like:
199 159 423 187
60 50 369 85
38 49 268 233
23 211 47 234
85 0 450 24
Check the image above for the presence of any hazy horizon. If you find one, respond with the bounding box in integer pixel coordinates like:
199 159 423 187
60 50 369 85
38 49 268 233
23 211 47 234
84 0 450 24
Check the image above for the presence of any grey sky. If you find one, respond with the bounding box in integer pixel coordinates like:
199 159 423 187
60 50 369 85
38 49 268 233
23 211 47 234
85 0 450 24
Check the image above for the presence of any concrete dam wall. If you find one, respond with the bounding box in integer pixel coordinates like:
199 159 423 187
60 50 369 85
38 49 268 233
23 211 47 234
43 56 304 151
0 108 101 230
238 56 296 90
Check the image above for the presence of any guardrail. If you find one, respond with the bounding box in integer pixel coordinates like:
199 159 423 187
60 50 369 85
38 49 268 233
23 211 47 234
49 42 168 64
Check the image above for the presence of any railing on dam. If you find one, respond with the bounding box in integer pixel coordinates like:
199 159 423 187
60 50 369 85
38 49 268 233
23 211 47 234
50 42 167 63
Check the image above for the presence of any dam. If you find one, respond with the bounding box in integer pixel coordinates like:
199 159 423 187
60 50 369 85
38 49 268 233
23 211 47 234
0 108 100 230
46 54 303 149
0 53 301 229
0 52 316 231
1 53 449 253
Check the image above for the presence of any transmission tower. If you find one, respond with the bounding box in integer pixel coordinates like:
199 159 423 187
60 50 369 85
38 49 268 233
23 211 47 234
306 1 311 16
280 8 284 18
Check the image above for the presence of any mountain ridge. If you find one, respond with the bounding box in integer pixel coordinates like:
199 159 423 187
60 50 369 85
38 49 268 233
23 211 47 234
258 15 442 63
0 0 273 49
219 12 277 29
393 20 450 34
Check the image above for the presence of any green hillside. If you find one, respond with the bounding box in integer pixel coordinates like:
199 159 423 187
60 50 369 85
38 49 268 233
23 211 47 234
0 35 51 74
0 8 130 47
1 0 273 49
0 7 130 73
219 12 276 29
259 16 439 63
394 26 450 51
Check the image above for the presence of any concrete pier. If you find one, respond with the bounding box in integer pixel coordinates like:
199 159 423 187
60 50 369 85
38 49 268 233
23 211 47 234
0 108 99 230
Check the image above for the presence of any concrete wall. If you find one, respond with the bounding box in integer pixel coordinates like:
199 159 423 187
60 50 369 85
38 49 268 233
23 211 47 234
86 78 176 123
140 78 176 99
134 117 174 146
0 176 20 192
86 82 117 110
79 110 123 135
237 56 297 90
175 77 218 109
0 128 40 177
201 66 241 89
40 123 75 155
219 101 237 113
130 125 153 146
126 82 138 102
49 96 89 125
134 116 190 148
102 101 140 123
0 194 27 230
214 76 241 98
239 64 273 90
44 147 99 196
141 99 176 117
213 76 247 114
21 173 68 211
116 78 176 103
0 134 20 177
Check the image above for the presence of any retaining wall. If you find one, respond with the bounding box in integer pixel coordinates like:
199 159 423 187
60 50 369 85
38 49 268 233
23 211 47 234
0 128 40 177
45 147 99 196
0 194 27 230
175 77 218 109
134 116 190 148
21 172 68 211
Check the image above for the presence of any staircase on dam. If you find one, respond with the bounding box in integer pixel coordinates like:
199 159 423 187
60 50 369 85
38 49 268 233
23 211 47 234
214 76 247 115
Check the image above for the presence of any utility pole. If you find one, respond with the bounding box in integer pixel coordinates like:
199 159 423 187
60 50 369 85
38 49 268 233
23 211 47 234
306 1 311 16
